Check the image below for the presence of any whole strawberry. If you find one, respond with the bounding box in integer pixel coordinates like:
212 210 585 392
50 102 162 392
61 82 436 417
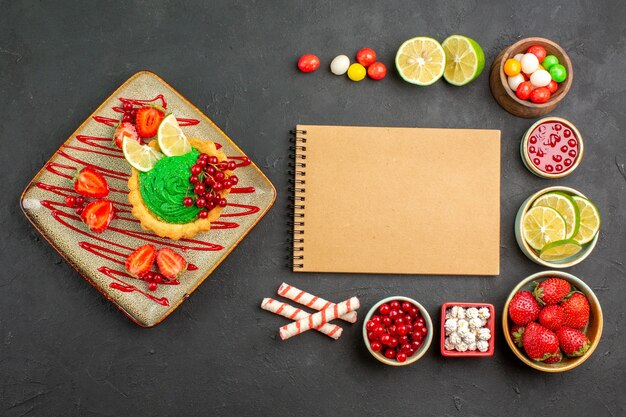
543 349 563 364
538 305 565 332
557 327 590 357
509 291 541 325
533 278 570 305
560 292 590 329
510 325 525 348
522 322 559 361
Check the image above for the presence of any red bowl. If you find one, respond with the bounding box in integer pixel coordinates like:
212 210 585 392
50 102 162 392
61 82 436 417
440 302 495 357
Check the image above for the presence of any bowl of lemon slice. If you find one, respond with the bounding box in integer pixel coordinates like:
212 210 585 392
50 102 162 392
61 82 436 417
515 186 601 268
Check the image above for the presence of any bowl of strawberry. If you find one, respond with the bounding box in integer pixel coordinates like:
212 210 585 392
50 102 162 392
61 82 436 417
363 296 433 366
503 271 603 372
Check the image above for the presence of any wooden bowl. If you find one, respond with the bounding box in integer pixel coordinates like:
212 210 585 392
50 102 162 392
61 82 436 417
502 270 603 372
489 37 573 118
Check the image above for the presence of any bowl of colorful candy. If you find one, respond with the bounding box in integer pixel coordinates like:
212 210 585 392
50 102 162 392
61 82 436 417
502 270 603 372
489 37 573 118
515 186 600 268
363 296 433 366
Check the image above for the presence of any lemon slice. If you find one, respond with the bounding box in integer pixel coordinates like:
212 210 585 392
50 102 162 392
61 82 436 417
123 137 163 172
395 37 446 86
157 114 191 156
540 239 583 262
442 35 485 86
531 192 580 239
571 196 601 244
522 206 567 251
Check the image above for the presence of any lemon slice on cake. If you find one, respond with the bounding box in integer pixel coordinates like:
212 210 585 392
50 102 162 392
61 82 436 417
123 137 163 172
395 37 446 86
158 114 191 156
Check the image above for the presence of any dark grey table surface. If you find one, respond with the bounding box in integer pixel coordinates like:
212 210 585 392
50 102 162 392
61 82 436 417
2 1 625 416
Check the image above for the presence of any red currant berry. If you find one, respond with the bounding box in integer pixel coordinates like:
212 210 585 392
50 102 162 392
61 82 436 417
410 307 419 317
401 343 412 353
412 332 423 342
407 348 416 357
153 274 163 283
213 182 223 191
75 207 84 215
207 201 217 210
399 335 409 345
370 341 382 352
382 316 392 326
198 210 209 219
366 320 376 331
143 272 154 282
374 324 385 335
380 334 391 345
371 315 382 323
122 102 133 111
190 175 199 184
196 197 207 208
416 317 425 326
208 156 218 164
218 198 227 208
122 114 132 122
227 161 237 170
404 324 412 334
388 337 399 348
384 349 396 359
379 304 390 315
230 175 238 185
396 325 408 336
421 326 428 335
389 300 400 309
411 340 421 350
206 165 216 175
215 172 225 181
65 196 76 207
222 180 232 189
388 310 399 319
387 325 397 336
396 352 407 362
401 302 412 312
191 165 202 175
147 282 158 291
183 197 194 207
367 331 378 341
194 183 205 195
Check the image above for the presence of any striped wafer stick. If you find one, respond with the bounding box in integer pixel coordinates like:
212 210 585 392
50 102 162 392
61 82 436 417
279 296 359 341
277 283 358 324
261 298 343 340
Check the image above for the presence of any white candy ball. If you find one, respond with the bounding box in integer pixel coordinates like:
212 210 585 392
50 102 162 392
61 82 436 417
521 53 539 74
330 55 350 75
514 53 524 62
530 69 552 87
508 74 525 91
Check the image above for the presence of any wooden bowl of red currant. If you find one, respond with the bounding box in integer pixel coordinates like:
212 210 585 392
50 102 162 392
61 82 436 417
489 37 573 118
363 296 433 366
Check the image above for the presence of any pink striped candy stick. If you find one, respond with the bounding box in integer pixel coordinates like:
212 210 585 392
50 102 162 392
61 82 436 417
261 298 343 340
277 283 358 324
279 296 360 341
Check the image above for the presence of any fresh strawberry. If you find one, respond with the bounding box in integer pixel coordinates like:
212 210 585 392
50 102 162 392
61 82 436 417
533 277 570 305
113 122 140 148
556 327 590 357
509 291 541 325
543 349 563 364
74 167 109 198
125 245 156 278
538 305 565 332
510 324 525 348
560 292 590 329
135 106 165 138
80 199 114 233
522 322 559 361
156 248 187 279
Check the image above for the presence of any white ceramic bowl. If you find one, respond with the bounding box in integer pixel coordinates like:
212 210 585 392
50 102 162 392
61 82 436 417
362 296 433 366
515 186 599 268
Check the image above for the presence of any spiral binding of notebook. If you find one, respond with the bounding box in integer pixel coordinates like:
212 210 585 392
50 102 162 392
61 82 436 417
287 129 307 269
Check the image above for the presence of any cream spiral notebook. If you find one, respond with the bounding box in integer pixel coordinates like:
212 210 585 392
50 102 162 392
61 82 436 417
289 125 501 275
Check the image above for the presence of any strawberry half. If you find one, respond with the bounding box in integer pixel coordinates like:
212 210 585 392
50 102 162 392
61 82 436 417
125 245 156 278
556 327 590 357
135 106 165 138
74 167 109 198
113 122 140 149
156 248 187 279
80 199 114 233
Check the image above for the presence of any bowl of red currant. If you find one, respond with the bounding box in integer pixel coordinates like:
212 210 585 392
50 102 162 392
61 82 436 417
363 296 433 366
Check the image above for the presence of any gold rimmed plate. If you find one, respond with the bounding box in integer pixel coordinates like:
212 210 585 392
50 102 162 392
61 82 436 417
20 71 276 327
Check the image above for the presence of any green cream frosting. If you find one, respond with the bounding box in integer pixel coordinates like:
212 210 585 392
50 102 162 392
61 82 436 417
139 149 200 224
